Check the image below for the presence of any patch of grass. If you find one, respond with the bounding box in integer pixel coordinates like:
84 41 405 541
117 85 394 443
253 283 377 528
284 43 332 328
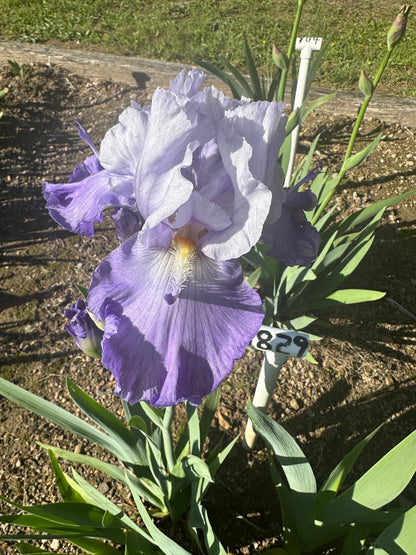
0 0 414 95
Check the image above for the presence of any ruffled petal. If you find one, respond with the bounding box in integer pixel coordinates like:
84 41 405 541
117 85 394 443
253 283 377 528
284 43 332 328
87 232 264 406
43 157 123 236
135 87 216 227
99 103 149 195
169 68 206 97
262 188 321 267
197 135 272 260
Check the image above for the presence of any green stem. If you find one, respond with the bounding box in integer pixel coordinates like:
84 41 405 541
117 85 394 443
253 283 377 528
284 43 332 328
186 402 201 456
162 406 176 473
312 48 393 222
277 1 305 102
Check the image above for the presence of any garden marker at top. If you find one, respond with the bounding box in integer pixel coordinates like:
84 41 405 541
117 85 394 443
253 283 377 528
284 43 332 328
284 36 322 187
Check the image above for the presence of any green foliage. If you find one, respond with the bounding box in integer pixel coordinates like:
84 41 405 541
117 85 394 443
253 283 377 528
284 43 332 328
248 402 416 554
0 0 415 95
206 28 415 338
7 58 24 77
0 377 234 554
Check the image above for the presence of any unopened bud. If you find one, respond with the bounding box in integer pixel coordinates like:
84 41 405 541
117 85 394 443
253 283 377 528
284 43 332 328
63 299 103 358
272 44 288 71
387 4 412 50
358 69 374 97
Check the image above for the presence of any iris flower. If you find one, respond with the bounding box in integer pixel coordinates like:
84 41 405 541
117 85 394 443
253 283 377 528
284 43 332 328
44 68 319 407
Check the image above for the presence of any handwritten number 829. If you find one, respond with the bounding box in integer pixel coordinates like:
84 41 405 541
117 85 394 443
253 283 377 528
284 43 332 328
255 330 308 358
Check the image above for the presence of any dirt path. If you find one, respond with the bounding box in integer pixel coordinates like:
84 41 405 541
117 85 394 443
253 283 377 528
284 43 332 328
2 40 416 128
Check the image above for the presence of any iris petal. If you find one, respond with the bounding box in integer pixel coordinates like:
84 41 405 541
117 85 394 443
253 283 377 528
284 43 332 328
99 103 149 195
87 232 264 407
262 187 321 267
135 87 214 227
43 160 122 237
169 68 206 97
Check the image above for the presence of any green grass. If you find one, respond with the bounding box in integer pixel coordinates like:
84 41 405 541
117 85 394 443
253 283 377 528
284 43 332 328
0 0 415 95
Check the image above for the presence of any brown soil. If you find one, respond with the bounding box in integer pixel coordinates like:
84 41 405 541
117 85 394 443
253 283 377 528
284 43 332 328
0 62 415 554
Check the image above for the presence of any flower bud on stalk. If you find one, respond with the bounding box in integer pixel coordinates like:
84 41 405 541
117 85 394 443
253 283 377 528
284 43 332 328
272 44 289 71
63 299 103 358
387 4 412 50
358 69 374 97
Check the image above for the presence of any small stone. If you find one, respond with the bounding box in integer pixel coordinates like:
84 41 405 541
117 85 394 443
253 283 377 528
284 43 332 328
289 398 300 411
98 481 109 494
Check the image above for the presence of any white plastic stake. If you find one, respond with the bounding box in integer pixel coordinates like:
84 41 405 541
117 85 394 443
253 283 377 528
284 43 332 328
243 350 288 450
284 37 322 188
243 326 309 451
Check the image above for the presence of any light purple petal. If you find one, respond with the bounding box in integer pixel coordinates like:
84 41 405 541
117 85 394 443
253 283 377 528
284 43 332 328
173 191 231 232
224 100 286 189
169 68 206 97
87 232 264 407
43 157 122 236
135 87 215 227
197 136 272 260
181 140 235 216
73 120 99 156
187 99 287 260
68 154 102 183
99 103 149 195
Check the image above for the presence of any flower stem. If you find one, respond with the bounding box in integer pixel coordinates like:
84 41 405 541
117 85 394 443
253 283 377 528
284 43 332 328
344 49 392 164
277 1 305 102
312 48 393 222
162 405 176 473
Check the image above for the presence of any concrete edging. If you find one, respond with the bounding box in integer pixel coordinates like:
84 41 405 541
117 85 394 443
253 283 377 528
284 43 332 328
1 40 415 128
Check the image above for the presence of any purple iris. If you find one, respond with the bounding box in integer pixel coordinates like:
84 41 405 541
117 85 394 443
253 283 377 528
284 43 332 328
262 184 321 267
63 299 103 358
45 68 317 407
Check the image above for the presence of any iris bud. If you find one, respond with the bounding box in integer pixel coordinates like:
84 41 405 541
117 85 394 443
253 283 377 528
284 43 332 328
358 69 374 97
387 4 412 50
63 299 103 358
272 44 288 71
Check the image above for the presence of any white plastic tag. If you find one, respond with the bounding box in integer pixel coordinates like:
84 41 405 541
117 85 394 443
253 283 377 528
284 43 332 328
252 325 309 359
295 37 322 51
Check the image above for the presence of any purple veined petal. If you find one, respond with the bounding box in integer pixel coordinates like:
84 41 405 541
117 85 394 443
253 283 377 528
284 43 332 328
110 206 144 243
169 68 206 97
87 231 264 407
262 187 321 267
68 154 103 184
99 103 149 189
135 87 216 227
43 160 123 236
